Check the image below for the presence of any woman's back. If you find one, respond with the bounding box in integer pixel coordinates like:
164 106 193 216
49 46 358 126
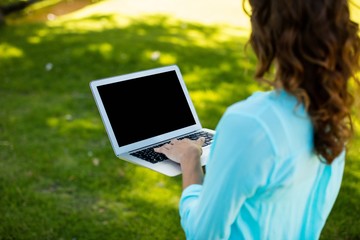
180 90 345 239
227 90 345 239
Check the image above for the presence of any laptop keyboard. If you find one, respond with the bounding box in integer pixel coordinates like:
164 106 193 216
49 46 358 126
130 131 214 164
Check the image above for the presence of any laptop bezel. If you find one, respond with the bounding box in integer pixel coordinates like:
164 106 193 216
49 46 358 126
89 65 203 156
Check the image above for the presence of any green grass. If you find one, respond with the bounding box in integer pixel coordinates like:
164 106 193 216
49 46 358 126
0 1 360 239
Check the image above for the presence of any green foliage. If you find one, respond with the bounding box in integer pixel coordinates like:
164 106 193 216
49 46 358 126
0 4 359 240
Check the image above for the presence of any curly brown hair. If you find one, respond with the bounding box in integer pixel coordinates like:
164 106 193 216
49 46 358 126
244 0 360 163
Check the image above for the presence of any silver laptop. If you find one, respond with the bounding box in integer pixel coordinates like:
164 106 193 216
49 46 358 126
90 65 215 176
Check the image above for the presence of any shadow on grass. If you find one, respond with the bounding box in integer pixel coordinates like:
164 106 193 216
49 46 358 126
1 14 260 127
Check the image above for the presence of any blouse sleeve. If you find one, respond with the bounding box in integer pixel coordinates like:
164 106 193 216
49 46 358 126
179 110 276 240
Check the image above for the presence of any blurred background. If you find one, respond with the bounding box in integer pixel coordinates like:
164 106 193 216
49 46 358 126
1 0 359 239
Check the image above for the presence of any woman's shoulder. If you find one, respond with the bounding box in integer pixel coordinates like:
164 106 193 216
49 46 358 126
223 89 313 157
227 90 277 115
227 89 304 118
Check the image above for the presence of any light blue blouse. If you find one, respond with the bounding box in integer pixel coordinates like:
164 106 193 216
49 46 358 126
179 90 345 240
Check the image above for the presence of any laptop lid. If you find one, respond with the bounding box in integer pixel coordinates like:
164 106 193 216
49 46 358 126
90 65 203 156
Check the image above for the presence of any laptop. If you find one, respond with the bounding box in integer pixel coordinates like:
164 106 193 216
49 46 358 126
90 65 215 176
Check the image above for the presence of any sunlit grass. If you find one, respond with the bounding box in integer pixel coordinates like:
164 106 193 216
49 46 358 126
350 1 360 23
0 43 24 58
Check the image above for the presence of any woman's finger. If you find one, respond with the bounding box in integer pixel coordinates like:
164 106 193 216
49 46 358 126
197 137 206 146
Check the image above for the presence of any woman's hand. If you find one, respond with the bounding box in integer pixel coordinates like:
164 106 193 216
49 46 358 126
154 137 205 189
154 137 205 164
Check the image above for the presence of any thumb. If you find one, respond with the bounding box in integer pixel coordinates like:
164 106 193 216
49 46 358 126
197 137 206 146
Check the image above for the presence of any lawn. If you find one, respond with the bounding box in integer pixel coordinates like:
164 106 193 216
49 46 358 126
0 1 359 239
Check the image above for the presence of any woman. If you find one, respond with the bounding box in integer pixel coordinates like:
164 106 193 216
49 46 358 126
155 0 360 239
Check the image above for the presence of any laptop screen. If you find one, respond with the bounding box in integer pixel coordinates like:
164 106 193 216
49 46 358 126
97 70 196 147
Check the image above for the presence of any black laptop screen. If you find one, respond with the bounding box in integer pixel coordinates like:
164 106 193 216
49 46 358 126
97 70 196 147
